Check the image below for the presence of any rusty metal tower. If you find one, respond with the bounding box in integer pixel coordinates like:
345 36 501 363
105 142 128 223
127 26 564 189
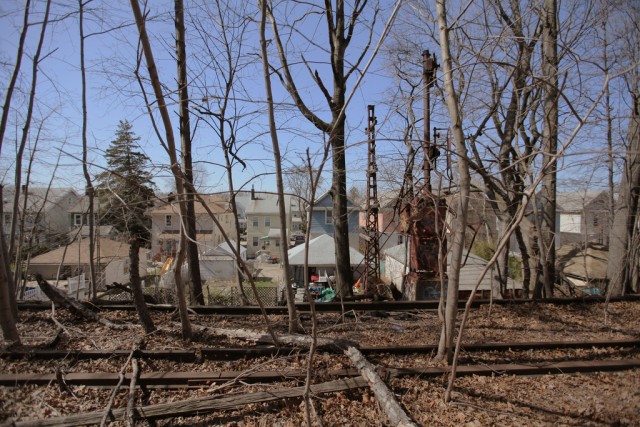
362 105 380 294
405 50 448 300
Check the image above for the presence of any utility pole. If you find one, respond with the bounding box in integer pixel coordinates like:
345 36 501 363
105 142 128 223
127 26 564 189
406 50 447 300
362 105 380 295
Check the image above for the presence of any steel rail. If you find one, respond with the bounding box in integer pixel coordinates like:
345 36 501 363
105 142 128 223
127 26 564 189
2 358 639 388
3 339 639 361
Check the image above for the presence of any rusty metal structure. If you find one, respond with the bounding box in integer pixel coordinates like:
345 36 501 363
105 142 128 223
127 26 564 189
405 50 448 300
362 105 380 294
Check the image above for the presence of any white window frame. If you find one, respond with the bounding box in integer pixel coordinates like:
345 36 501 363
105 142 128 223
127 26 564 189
252 216 259 228
165 215 172 227
265 216 271 227
325 209 333 225
252 236 259 247
74 213 83 226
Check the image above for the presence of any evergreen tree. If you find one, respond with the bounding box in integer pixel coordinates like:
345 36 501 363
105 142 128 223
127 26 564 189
95 120 156 244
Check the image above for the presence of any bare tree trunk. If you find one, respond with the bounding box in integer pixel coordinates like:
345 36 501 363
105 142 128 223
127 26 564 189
0 0 31 157
78 0 98 300
0 186 20 345
536 0 559 299
435 0 471 364
258 0 298 333
129 0 192 341
129 238 155 333
7 0 52 307
174 0 204 305
607 87 640 296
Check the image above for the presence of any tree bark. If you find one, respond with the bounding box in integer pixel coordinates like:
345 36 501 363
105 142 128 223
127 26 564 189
607 89 640 296
78 0 98 300
436 0 471 364
258 0 298 333
129 238 155 333
536 0 559 299
174 0 204 305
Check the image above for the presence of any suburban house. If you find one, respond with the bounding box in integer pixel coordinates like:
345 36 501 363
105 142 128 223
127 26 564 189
287 233 365 288
383 242 522 300
27 237 148 292
234 188 303 258
2 186 81 247
555 190 611 247
308 191 361 249
67 195 119 241
147 194 237 261
557 242 608 295
358 190 407 253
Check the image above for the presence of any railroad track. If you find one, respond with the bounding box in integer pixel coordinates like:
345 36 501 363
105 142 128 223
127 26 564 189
2 358 639 388
3 339 639 361
16 294 640 314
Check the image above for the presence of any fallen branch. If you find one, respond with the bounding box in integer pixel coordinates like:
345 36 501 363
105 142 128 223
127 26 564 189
126 358 140 426
35 275 134 330
344 346 417 427
99 344 137 427
14 377 368 427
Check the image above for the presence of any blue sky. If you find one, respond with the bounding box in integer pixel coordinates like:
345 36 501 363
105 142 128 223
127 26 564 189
0 0 403 195
0 0 632 197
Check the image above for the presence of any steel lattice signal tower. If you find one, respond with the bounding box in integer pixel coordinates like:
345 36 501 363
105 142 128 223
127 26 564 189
363 105 380 294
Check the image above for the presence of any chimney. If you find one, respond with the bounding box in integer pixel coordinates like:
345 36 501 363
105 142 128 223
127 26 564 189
251 185 255 200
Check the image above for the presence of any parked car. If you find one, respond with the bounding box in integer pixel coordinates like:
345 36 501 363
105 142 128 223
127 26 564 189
267 255 279 264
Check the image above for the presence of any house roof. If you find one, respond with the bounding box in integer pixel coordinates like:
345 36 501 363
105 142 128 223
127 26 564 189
2 187 79 213
29 238 143 265
556 190 607 213
148 195 230 215
287 234 364 266
204 240 246 257
235 191 295 215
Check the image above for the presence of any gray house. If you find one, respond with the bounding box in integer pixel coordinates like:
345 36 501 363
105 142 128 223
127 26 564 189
2 186 81 247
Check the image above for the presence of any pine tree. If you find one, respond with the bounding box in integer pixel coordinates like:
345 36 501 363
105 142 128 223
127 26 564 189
95 120 156 244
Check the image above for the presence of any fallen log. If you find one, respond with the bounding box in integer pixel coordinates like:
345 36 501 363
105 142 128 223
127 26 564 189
35 275 133 330
345 346 417 427
181 324 357 352
12 377 368 427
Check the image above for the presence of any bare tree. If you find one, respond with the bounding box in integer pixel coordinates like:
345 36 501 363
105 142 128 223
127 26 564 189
535 0 559 299
129 0 192 341
267 0 377 297
175 0 204 305
258 0 298 334
434 0 472 364
78 0 98 300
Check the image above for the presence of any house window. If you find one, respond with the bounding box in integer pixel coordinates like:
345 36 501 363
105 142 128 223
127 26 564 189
593 216 599 227
252 236 259 247
397 235 404 245
74 214 83 226
252 217 259 228
275 239 280 247
325 209 333 225
265 216 271 227
3 213 10 226
165 215 172 227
